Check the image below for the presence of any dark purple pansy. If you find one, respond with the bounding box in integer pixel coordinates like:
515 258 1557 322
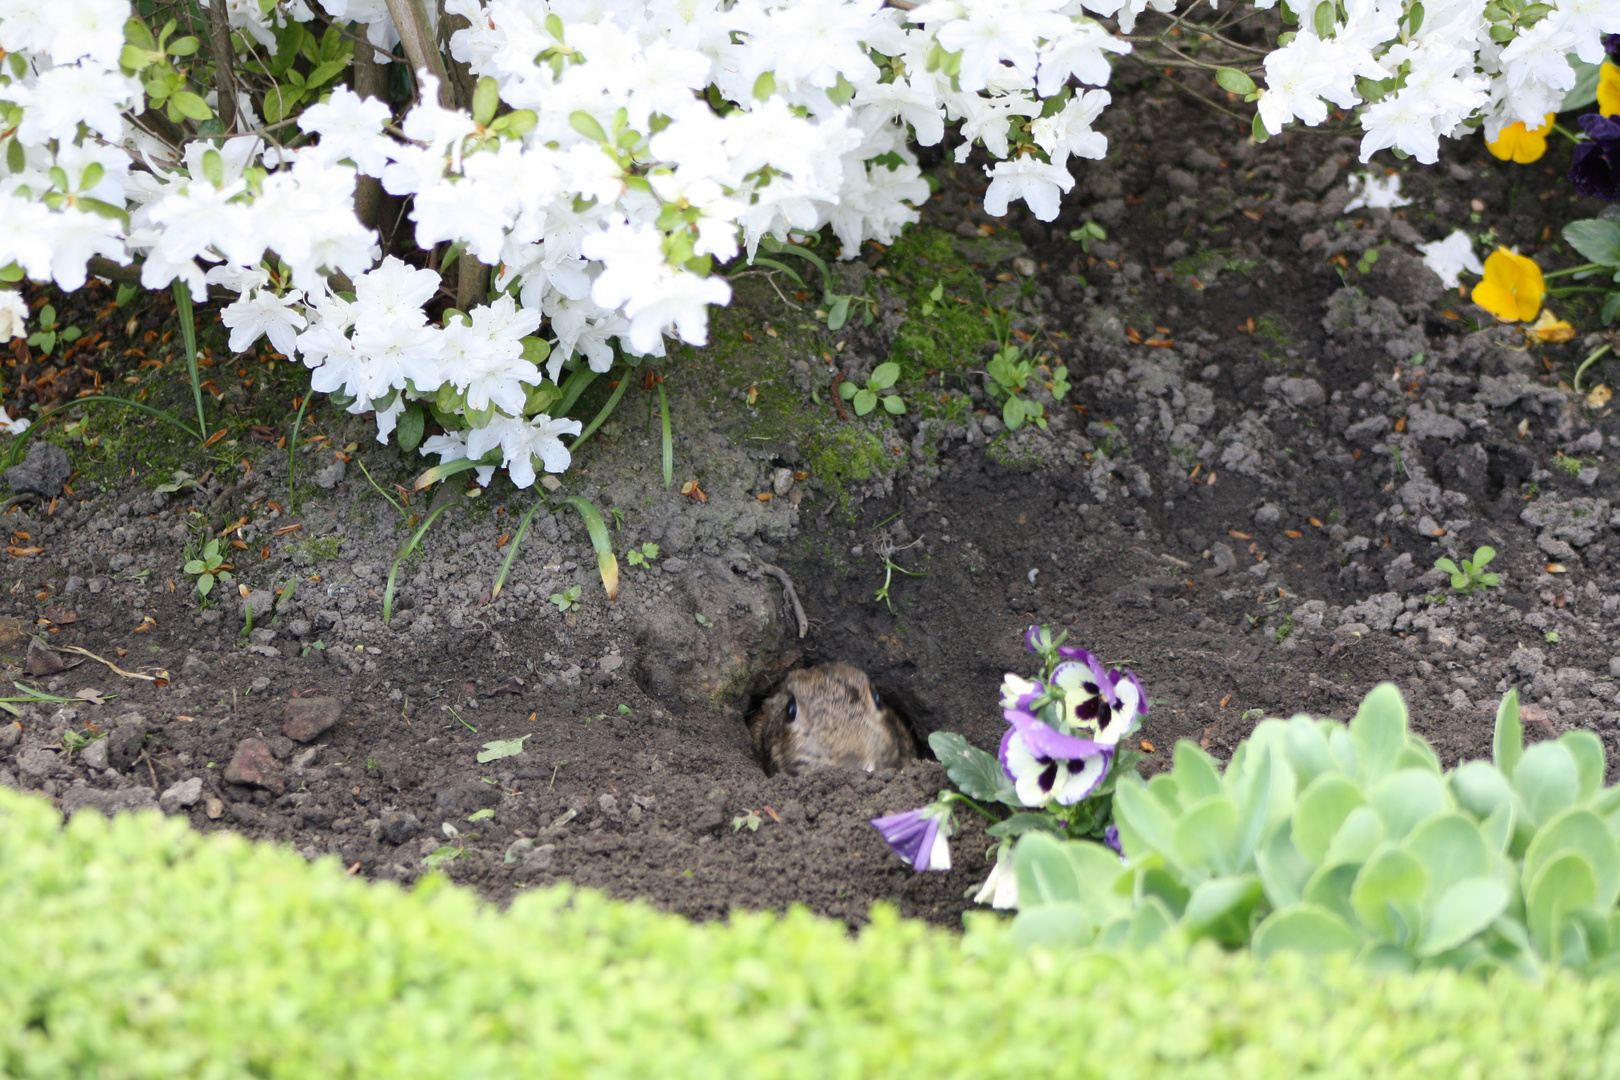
1104 823 1122 855
999 708 1112 806
1606 33 1620 65
1570 113 1620 202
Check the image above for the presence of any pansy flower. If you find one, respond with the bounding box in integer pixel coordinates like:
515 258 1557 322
1048 652 1145 746
1570 113 1620 202
999 672 1045 712
972 845 1020 909
999 708 1112 807
870 804 953 872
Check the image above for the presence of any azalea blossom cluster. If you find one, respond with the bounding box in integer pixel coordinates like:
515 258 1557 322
1255 0 1617 163
870 626 1144 909
0 0 1607 482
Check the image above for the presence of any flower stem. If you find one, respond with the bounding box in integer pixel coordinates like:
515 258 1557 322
1574 343 1614 394
1542 262 1603 280
938 791 1001 822
1552 122 1588 144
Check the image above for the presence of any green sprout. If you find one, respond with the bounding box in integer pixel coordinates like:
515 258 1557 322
1068 221 1107 252
625 542 660 568
26 304 81 357
182 538 233 599
549 585 582 613
1434 546 1500 596
838 361 906 417
985 346 1049 431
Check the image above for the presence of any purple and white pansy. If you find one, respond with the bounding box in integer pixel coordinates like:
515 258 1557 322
999 707 1112 806
871 804 954 873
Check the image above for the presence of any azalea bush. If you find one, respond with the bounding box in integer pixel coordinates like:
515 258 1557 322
871 625 1146 905
1005 681 1620 978
0 0 1614 484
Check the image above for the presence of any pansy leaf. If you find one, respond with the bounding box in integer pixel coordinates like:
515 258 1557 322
1564 220 1620 269
1253 903 1361 959
928 732 1016 804
985 812 1062 839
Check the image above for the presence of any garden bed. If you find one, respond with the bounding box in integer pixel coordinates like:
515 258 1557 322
0 84 1615 927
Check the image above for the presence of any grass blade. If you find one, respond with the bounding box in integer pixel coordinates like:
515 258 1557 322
556 364 599 416
384 485 461 625
747 257 806 289
288 391 313 511
560 494 619 601
172 281 208 444
571 366 629 447
491 500 544 601
658 380 673 490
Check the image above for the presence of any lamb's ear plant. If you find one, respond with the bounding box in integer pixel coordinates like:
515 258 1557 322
1434 546 1500 595
1011 683 1620 978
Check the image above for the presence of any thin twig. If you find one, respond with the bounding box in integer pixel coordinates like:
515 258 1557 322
758 563 808 638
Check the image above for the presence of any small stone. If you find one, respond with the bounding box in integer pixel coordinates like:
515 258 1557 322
241 589 276 621
80 739 109 770
283 696 342 742
312 459 346 489
772 467 794 496
205 797 225 820
180 654 212 679
159 776 204 814
599 654 623 674
248 628 277 646
104 721 145 773
60 782 157 816
4 441 71 497
598 793 621 820
434 782 499 817
224 737 285 794
16 746 59 777
379 810 422 845
540 475 562 492
0 722 18 750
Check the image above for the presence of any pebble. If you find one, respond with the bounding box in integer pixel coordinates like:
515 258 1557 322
379 811 422 845
205 797 225 820
159 777 204 814
283 696 343 743
180 654 212 678
224 738 285 794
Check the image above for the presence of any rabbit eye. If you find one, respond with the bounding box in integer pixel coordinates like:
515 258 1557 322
871 690 883 709
785 696 797 722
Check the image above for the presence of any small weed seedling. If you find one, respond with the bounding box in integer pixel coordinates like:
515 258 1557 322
873 536 925 613
549 585 582 613
1068 221 1107 252
839 361 906 416
917 282 945 317
732 810 763 832
183 539 233 599
26 304 80 357
625 542 660 568
1434 546 1500 595
984 345 1054 431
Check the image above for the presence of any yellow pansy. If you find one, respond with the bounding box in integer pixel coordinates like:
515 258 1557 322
1486 114 1555 163
1527 308 1574 343
1600 62 1620 118
1471 247 1544 322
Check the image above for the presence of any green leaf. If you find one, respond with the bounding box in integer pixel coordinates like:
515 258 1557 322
473 76 500 127
1013 831 1082 905
1434 558 1460 576
1172 740 1224 801
1002 396 1023 431
1182 874 1264 947
1303 860 1360 925
852 388 876 416
1528 850 1597 960
1350 847 1428 940
1560 730 1606 801
396 404 426 454
1011 901 1098 949
124 16 156 50
196 574 214 598
1403 813 1490 898
881 395 905 415
477 734 532 763
1367 768 1452 839
1251 110 1271 143
1313 0 1336 36
985 812 1062 839
1123 896 1176 949
1350 683 1408 785
1564 220 1620 269
1256 825 1313 908
569 111 608 143
306 59 350 90
1561 57 1603 112
1493 688 1523 777
837 381 857 400
1514 742 1579 827
166 34 199 55
1524 808 1620 910
1292 774 1364 865
1321 806 1385 869
826 295 851 331
868 362 900 391
1282 716 1338 787
1173 794 1240 877
1253 903 1361 959
926 731 1015 804
1214 67 1258 95
170 91 212 121
1416 877 1510 957
752 71 776 101
1113 777 1182 866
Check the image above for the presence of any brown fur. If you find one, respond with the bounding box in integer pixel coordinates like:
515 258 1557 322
748 662 916 776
